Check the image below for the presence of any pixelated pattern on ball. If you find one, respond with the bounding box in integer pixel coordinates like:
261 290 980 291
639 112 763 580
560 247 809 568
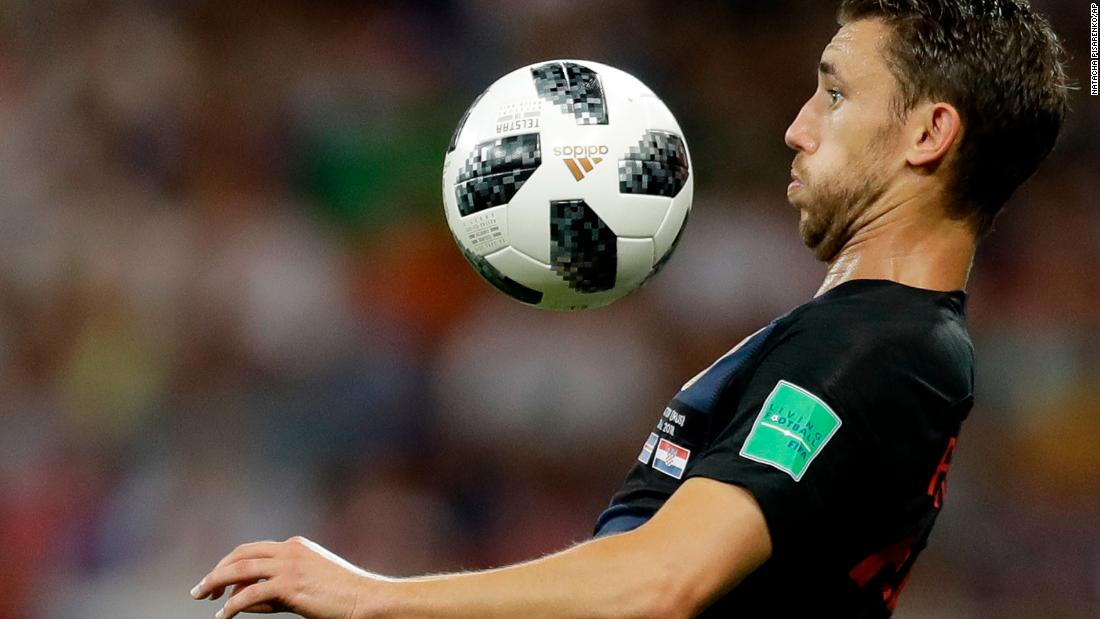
452 233 544 305
618 130 690 197
549 200 617 293
641 207 690 289
531 62 608 125
455 133 541 217
447 88 487 153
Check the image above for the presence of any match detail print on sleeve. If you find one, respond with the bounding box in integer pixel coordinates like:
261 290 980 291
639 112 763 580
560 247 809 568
739 380 842 482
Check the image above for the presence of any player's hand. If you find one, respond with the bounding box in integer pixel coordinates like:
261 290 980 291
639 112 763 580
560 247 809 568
190 536 382 619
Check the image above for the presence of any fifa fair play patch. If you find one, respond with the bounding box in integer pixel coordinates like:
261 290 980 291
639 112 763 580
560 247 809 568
739 380 841 481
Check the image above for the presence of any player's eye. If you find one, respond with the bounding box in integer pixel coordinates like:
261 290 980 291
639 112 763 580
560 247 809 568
827 88 843 106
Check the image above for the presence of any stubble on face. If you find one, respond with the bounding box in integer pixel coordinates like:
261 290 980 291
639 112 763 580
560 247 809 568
794 123 896 263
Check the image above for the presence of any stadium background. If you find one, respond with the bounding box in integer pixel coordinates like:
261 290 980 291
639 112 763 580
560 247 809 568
0 1 1096 617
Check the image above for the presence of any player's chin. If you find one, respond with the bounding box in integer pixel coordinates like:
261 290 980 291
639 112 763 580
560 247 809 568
790 199 815 225
786 186 811 210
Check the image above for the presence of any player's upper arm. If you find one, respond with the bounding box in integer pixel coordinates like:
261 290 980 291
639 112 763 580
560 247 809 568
630 476 772 616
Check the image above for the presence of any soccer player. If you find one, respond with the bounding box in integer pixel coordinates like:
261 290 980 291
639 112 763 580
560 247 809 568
191 1 1069 617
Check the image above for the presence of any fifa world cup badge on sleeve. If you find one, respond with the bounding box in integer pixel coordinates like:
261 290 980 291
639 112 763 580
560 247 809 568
739 380 841 481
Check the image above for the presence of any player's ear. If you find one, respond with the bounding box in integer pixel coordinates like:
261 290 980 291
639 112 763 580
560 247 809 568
906 101 961 168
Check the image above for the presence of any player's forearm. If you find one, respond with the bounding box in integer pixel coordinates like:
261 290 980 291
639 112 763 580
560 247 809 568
363 528 694 619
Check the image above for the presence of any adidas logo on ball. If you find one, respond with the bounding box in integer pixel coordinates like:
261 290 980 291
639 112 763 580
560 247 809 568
553 145 609 180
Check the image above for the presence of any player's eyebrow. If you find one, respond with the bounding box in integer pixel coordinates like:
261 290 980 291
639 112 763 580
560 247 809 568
819 61 845 83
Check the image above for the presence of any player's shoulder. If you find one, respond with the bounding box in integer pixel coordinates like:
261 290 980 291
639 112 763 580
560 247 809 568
756 279 974 427
789 278 967 335
777 278 973 369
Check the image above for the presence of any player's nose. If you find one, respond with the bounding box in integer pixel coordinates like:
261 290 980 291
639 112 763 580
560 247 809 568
784 99 818 154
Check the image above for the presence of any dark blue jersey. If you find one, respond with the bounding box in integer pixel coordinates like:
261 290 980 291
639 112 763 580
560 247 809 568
595 279 973 617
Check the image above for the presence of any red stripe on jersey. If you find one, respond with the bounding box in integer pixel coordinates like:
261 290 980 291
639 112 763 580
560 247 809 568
849 537 916 609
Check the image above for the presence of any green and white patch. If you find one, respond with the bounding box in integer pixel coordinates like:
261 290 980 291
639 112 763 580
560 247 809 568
739 380 841 481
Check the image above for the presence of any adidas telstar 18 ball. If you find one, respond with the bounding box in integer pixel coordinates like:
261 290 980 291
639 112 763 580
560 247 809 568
442 59 693 311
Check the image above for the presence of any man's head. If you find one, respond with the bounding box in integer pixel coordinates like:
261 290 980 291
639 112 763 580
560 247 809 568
785 0 1070 263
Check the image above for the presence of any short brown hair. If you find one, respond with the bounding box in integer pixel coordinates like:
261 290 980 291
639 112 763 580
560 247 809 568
838 0 1070 235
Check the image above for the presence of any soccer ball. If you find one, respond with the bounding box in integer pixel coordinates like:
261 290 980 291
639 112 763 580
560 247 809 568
442 59 693 311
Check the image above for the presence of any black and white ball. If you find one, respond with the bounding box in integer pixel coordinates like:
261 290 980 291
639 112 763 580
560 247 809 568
442 59 693 311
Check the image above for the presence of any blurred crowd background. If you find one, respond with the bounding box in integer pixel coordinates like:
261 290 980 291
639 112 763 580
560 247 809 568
0 1 1096 617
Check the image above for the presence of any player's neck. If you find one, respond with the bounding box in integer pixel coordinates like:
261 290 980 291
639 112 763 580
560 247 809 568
815 196 977 297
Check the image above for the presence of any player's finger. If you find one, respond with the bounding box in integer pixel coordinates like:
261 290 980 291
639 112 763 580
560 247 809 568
198 560 276 601
192 558 281 600
211 541 282 573
228 580 259 600
192 542 281 599
217 579 283 619
228 581 278 614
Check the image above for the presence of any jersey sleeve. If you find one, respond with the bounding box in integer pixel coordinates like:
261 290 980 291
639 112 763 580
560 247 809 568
683 322 892 560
